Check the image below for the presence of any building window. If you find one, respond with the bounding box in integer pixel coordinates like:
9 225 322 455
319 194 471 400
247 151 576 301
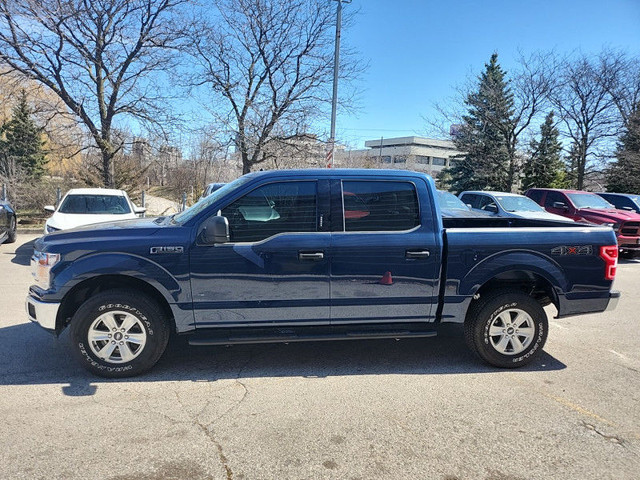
415 155 430 165
432 157 446 166
393 155 406 164
380 156 392 164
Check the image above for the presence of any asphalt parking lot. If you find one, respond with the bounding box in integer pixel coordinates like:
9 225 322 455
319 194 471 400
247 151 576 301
1 234 639 480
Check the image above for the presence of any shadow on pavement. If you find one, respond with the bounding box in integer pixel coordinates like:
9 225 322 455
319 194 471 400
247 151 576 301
0 322 566 396
10 238 36 266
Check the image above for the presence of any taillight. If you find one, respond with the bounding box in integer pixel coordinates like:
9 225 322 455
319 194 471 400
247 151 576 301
599 245 618 281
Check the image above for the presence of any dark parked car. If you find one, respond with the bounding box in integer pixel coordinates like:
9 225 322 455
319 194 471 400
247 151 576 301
596 192 640 214
437 190 490 218
0 199 17 245
199 182 226 201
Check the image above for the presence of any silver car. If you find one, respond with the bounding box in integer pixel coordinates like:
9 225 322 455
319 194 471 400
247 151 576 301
459 191 573 222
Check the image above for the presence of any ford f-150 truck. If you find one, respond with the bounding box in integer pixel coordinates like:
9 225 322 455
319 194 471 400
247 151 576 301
27 170 620 377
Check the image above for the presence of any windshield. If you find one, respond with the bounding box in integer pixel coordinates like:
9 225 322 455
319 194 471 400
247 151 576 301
173 175 253 223
567 193 614 209
496 195 544 212
58 194 131 215
437 191 469 209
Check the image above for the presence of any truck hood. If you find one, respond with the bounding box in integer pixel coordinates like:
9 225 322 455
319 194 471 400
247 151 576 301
46 212 139 231
510 211 573 222
576 208 640 224
37 216 167 252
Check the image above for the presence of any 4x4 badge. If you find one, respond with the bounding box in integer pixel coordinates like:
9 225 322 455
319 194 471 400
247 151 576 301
551 245 593 255
150 246 184 254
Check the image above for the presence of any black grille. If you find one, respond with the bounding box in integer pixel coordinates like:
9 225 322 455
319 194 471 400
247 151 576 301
28 303 36 319
621 222 640 236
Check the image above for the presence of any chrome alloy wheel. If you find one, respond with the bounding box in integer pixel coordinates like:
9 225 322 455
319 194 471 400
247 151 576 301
488 308 535 355
88 311 147 364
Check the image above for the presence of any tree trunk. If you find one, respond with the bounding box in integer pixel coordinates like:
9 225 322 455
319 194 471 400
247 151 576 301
102 149 114 188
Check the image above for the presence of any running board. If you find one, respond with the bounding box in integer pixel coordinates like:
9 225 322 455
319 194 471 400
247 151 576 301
188 327 437 346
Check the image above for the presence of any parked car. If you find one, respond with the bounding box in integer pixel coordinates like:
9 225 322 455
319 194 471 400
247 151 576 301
526 188 640 258
0 198 17 245
596 192 640 214
44 188 146 234
437 190 490 218
199 182 226 201
27 169 619 377
459 191 572 222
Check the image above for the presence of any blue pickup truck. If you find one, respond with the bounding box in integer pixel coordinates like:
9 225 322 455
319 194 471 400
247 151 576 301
26 169 620 377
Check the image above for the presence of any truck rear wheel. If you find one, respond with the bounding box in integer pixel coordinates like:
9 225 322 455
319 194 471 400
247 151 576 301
464 290 548 368
69 289 170 378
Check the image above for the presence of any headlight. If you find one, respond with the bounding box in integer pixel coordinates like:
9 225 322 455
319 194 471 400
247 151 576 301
603 223 621 231
31 251 61 289
45 224 60 234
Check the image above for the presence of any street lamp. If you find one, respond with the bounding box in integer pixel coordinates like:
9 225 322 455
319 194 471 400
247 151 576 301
327 0 350 168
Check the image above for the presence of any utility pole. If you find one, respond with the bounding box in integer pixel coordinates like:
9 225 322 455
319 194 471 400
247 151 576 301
327 0 350 168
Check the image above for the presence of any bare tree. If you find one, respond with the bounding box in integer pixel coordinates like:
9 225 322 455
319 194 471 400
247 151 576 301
550 54 621 190
599 49 640 127
0 0 190 187
189 0 360 174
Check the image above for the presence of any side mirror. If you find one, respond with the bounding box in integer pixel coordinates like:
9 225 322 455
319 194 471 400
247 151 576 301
44 205 55 213
552 202 568 210
465 203 472 209
484 204 498 214
198 215 230 245
134 206 146 214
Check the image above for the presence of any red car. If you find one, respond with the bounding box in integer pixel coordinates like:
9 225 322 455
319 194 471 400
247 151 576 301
525 188 640 258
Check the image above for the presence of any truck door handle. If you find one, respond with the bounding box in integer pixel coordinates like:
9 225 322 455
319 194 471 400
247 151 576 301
298 251 324 261
406 250 430 259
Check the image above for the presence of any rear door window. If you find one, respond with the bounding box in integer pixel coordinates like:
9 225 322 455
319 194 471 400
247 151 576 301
341 181 420 232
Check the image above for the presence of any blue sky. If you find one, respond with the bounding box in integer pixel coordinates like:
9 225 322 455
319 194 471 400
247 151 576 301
336 0 640 148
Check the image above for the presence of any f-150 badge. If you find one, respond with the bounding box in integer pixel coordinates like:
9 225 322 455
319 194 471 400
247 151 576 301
150 246 184 254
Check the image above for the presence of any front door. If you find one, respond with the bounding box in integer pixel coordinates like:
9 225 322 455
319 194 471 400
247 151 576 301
190 180 331 327
329 178 440 325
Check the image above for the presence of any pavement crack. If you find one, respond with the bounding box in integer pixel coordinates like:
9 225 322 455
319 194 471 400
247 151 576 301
583 422 623 444
195 421 233 480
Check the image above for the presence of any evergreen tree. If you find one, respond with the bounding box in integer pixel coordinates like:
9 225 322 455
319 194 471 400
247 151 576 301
522 112 567 190
564 142 580 189
606 104 640 193
0 90 47 178
448 53 513 193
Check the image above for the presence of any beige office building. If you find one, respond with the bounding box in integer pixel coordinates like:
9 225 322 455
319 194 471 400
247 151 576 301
336 136 463 176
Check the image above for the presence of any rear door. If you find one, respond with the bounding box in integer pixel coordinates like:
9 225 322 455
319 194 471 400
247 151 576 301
190 179 331 327
329 177 440 325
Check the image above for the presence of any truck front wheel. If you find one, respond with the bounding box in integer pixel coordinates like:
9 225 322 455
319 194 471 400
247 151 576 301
464 291 548 368
69 290 170 378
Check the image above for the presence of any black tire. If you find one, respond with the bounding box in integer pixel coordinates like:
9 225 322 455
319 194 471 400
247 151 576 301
6 216 16 243
464 290 548 368
69 289 170 378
